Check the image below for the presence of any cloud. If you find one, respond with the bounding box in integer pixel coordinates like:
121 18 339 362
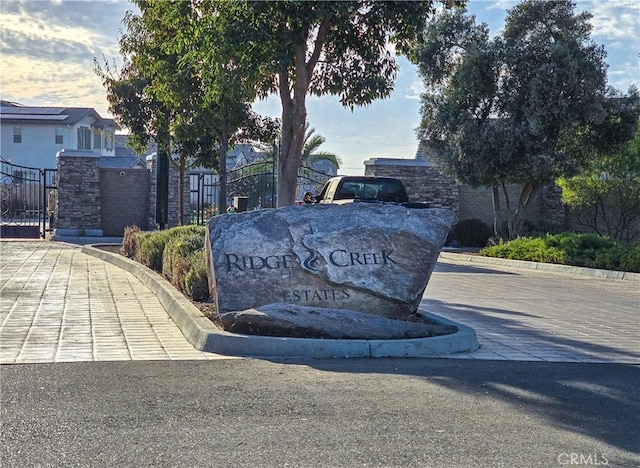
579 0 640 41
2 28 98 62
470 1 640 44
1 54 111 115
0 0 132 115
2 0 133 35
1 0 130 68
405 80 425 101
2 11 103 48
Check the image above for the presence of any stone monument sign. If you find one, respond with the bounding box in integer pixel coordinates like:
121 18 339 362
205 203 454 321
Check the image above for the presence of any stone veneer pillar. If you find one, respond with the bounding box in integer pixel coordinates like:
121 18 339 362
364 158 459 217
54 149 103 237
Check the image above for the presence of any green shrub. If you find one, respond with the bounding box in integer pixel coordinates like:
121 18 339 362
481 237 566 264
121 225 142 258
133 225 206 272
618 244 640 273
163 232 205 284
446 218 492 248
182 250 210 301
118 225 210 300
545 233 618 267
591 245 628 271
135 231 168 271
164 224 206 239
480 232 639 272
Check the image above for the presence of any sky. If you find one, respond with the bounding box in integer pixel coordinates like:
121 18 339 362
1 0 638 175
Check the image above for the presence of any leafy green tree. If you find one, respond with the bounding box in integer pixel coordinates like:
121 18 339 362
184 1 463 207
95 5 187 224
558 123 640 243
413 0 636 239
97 0 277 221
164 0 278 213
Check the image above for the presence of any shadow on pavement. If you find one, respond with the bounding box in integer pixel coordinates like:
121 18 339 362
295 358 640 456
422 298 640 362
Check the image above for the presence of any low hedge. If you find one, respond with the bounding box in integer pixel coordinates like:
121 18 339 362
480 233 640 272
121 225 209 300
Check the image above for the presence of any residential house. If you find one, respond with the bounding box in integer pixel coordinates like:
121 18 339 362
0 100 118 169
227 143 263 169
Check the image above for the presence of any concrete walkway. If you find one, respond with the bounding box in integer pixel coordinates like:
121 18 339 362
1 240 638 364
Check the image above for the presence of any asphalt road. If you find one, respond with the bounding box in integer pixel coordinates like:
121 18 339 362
1 358 638 467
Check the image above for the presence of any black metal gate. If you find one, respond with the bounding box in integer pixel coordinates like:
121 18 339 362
1 157 57 239
189 160 327 225
189 159 278 225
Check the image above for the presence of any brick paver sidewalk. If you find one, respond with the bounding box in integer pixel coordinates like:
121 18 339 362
0 241 229 364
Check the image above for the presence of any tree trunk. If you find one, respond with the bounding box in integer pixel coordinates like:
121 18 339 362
277 114 306 207
509 181 540 239
277 45 309 207
274 15 330 208
491 184 506 239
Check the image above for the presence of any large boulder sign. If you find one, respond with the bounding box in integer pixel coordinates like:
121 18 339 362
205 203 455 321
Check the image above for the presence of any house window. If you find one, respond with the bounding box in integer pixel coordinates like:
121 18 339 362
105 129 114 151
93 130 102 149
13 126 22 143
77 127 91 150
55 128 64 145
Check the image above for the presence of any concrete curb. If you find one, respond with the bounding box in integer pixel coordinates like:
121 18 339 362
81 245 479 359
439 251 640 282
51 235 124 245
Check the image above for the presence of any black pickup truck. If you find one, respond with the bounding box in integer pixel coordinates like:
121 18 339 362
313 176 428 208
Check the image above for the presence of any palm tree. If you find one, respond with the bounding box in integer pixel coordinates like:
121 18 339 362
254 122 341 202
300 122 342 170
260 122 342 171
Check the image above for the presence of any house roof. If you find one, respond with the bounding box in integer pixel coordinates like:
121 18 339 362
228 143 266 168
0 103 118 128
0 100 22 107
99 156 147 169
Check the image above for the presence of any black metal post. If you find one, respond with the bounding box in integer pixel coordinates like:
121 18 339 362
40 169 46 238
272 140 278 208
156 150 169 229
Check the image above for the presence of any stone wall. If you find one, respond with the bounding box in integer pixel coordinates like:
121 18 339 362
540 183 567 228
100 168 150 236
55 150 102 236
55 149 570 238
362 157 574 232
458 183 568 229
364 158 459 215
54 150 188 238
458 184 544 227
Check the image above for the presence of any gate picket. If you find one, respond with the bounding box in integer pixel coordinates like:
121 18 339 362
0 156 57 238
